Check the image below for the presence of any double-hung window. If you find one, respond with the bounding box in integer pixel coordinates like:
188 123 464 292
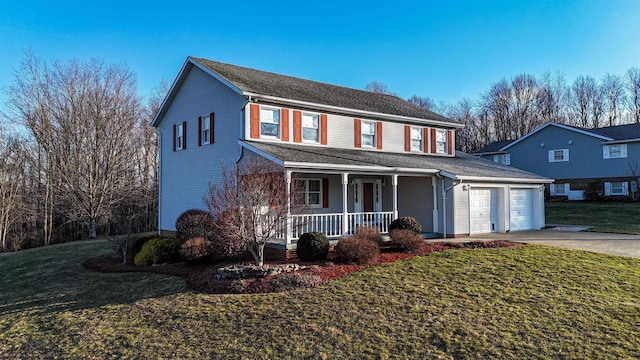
493 154 510 165
302 113 319 142
361 121 376 147
410 127 423 151
200 115 211 145
548 149 569 162
293 179 322 207
175 123 184 150
435 129 448 154
603 144 627 159
260 108 280 138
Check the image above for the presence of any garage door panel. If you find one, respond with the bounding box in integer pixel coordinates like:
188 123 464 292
470 189 497 234
510 189 533 231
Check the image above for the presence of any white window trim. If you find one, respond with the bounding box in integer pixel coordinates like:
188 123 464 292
410 126 423 152
603 144 627 159
176 123 184 150
295 178 322 208
550 183 569 196
301 112 320 143
435 129 448 154
200 115 211 145
259 107 281 139
361 121 376 148
548 149 569 162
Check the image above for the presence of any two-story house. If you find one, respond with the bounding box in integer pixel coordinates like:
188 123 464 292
475 122 640 200
152 57 550 257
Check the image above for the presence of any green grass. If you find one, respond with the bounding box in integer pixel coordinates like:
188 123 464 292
2 240 640 359
546 201 640 234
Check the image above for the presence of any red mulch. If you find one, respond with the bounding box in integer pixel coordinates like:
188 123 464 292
83 240 520 294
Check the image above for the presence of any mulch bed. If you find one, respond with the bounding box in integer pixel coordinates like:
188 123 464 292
83 240 520 294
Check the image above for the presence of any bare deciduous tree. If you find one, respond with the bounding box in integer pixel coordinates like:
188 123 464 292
626 67 640 123
570 75 597 127
205 157 305 266
407 94 436 110
602 73 625 126
364 81 396 96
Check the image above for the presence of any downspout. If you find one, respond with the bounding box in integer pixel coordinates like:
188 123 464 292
438 172 461 239
156 129 162 235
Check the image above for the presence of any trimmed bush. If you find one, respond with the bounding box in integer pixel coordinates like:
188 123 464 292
355 225 384 246
334 235 380 265
175 209 215 243
112 234 155 264
388 216 422 235
389 229 425 254
296 232 330 261
134 237 179 265
179 237 214 262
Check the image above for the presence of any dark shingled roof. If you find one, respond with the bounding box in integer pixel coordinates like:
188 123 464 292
584 123 640 141
473 140 514 154
192 57 455 124
243 141 548 181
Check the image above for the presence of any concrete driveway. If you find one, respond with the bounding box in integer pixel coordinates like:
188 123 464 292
462 227 640 259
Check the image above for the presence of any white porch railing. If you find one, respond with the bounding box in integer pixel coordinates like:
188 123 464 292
288 211 394 240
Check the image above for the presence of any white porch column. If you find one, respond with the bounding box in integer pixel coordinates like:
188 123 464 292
285 170 292 245
342 172 349 235
432 176 439 233
392 174 398 219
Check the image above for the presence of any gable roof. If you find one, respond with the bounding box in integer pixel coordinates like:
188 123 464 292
241 140 550 183
583 123 640 142
152 57 459 127
473 140 514 155
501 122 613 151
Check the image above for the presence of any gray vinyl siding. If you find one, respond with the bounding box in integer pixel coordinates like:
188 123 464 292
397 176 434 232
157 65 246 231
451 184 469 235
507 126 639 179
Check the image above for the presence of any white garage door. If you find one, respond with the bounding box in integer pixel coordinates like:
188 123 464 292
510 189 533 231
470 189 497 234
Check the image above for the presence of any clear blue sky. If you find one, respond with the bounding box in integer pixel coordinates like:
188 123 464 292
1 0 639 110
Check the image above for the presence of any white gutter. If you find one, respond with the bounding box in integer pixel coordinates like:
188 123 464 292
243 92 464 129
438 171 552 184
602 138 640 145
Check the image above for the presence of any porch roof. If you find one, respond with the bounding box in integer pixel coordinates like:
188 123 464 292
241 141 552 183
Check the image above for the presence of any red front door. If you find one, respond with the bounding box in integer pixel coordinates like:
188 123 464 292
363 183 374 212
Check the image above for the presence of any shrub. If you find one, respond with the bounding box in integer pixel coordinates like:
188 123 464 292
111 234 155 264
179 237 214 262
271 272 324 292
389 229 425 254
355 225 384 246
134 237 179 265
334 235 379 265
175 209 215 243
388 216 422 235
296 232 329 261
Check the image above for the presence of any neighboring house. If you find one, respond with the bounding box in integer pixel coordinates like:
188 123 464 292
475 122 640 200
151 57 550 257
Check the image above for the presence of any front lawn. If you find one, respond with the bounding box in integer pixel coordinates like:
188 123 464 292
1 240 639 358
546 201 640 234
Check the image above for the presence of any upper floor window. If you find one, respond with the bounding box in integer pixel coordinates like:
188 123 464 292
493 154 510 165
260 107 280 138
361 121 376 147
603 144 627 159
173 122 186 151
302 113 319 142
548 149 569 162
293 179 322 207
200 114 211 145
435 129 448 154
410 127 423 151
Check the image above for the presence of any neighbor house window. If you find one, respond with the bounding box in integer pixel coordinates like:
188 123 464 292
200 114 211 145
260 107 280 138
548 149 569 162
174 122 185 151
493 154 510 165
293 179 322 207
410 127 423 151
603 144 627 159
302 113 319 142
552 183 569 196
435 129 448 154
361 121 376 147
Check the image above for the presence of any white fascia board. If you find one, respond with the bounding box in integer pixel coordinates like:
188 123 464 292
284 162 440 174
243 92 464 129
602 138 640 145
456 175 553 184
238 140 285 166
472 151 505 156
502 122 612 150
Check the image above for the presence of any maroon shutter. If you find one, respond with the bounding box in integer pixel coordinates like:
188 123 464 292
354 119 361 148
447 130 453 155
430 128 436 154
322 178 329 208
210 112 215 144
173 124 177 151
198 116 202 146
376 121 382 149
182 121 187 149
423 128 429 153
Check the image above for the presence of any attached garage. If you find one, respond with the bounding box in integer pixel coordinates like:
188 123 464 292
509 189 534 231
469 188 498 234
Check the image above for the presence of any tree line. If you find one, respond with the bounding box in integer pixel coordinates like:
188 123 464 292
367 67 640 153
0 53 164 252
